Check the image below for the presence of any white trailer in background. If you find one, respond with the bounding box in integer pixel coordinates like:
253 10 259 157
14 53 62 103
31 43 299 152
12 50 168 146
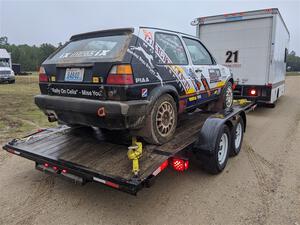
191 8 290 106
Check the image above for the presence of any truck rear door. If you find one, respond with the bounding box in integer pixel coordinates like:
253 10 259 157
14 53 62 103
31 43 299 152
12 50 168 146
199 17 273 86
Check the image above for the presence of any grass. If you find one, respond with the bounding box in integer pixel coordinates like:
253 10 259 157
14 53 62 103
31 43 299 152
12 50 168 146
286 72 300 76
0 76 56 143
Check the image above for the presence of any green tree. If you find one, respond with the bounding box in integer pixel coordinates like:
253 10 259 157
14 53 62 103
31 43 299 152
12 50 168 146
0 37 57 71
287 51 300 71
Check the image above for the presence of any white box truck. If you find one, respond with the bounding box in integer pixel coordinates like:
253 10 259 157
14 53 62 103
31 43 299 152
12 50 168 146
0 48 15 83
191 8 290 106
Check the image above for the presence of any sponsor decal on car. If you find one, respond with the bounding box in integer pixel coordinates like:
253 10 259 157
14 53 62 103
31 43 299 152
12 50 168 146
59 50 111 58
141 88 148 97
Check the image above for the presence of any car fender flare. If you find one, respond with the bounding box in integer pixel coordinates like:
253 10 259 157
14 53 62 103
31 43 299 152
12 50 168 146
146 85 179 111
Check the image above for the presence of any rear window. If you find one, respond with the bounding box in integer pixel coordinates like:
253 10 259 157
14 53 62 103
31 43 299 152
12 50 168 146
48 34 131 63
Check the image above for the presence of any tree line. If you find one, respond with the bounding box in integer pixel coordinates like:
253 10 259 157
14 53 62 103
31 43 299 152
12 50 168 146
287 51 300 72
0 36 300 72
0 36 57 71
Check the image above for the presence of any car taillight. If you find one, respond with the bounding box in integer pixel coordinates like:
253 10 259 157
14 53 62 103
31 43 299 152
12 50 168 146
39 67 48 82
107 64 134 85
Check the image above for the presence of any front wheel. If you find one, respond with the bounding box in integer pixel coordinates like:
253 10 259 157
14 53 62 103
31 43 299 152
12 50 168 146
222 82 233 109
143 94 177 145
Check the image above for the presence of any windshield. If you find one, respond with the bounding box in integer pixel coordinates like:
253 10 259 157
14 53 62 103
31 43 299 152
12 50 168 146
48 34 131 63
0 59 10 68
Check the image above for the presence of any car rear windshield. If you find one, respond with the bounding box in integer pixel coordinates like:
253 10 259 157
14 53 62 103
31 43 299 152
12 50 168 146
47 34 131 63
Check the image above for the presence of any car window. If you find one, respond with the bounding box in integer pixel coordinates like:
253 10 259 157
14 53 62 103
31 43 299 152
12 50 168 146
48 34 131 63
155 33 188 65
183 38 213 65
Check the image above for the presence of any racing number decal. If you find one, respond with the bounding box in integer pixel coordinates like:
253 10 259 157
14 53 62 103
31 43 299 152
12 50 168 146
225 50 239 63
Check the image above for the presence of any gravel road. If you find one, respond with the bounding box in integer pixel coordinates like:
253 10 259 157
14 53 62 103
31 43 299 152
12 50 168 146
0 76 299 225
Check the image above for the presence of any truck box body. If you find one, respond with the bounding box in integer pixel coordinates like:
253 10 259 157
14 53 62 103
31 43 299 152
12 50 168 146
193 8 290 104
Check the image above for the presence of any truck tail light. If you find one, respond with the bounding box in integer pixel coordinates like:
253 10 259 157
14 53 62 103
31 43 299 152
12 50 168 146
107 64 134 85
171 158 189 172
39 67 48 82
249 88 257 96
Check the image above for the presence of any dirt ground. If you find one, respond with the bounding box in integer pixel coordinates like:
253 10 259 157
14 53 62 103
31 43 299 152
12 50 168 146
0 76 299 225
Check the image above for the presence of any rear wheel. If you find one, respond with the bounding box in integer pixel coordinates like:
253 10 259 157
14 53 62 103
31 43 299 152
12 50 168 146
143 94 177 145
198 125 231 174
230 116 244 157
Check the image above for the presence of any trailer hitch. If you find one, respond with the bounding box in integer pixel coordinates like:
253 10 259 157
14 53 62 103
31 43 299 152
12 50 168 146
127 137 143 176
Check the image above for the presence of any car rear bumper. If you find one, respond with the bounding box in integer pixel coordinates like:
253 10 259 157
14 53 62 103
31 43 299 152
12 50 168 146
35 95 150 129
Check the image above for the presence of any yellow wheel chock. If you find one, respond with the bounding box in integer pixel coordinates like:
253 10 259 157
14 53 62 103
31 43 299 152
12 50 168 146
127 137 143 176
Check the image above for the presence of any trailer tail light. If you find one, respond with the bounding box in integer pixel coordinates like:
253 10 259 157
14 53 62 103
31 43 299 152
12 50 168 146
62 169 68 173
171 158 189 172
52 166 58 171
44 163 49 168
249 89 257 96
39 67 48 82
107 64 134 85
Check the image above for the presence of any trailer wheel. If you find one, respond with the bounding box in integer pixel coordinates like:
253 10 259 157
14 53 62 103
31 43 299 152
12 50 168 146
230 116 244 157
199 125 231 174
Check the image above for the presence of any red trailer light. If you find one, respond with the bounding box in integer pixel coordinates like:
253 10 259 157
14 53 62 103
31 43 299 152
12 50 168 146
44 163 49 168
171 158 189 172
62 169 67 173
160 160 168 171
52 166 58 171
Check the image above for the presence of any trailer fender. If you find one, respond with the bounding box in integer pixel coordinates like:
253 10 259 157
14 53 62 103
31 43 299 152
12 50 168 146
193 117 228 153
193 110 246 153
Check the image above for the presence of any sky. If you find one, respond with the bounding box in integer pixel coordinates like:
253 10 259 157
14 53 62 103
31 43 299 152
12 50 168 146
1 0 300 53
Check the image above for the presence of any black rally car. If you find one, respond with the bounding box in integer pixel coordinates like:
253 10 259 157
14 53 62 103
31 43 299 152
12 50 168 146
35 27 234 144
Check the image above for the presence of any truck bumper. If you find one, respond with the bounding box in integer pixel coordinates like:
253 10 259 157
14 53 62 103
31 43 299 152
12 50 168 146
35 95 150 129
0 77 15 83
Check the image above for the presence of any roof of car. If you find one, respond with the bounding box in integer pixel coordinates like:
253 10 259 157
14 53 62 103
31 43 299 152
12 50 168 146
69 27 197 41
139 26 197 38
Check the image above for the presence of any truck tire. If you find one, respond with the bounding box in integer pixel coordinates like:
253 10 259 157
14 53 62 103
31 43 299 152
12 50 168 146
230 116 244 157
198 124 231 174
143 94 177 145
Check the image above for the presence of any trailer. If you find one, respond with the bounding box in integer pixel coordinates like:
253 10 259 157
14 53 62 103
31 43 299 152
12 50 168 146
3 101 255 195
191 8 290 106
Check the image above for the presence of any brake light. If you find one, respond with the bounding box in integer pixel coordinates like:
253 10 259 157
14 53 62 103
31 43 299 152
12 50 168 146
39 67 48 82
171 158 189 172
107 65 134 85
249 89 256 96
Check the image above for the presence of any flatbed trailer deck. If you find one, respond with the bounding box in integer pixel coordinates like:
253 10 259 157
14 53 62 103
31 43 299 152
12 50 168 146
3 101 255 195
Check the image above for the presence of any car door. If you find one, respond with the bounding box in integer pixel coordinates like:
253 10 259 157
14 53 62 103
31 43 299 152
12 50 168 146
153 32 198 103
182 37 223 101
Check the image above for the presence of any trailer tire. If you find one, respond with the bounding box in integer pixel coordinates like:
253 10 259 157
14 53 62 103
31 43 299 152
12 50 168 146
230 116 244 157
199 124 231 174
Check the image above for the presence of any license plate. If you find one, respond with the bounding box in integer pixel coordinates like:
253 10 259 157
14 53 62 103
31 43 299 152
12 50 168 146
65 68 84 82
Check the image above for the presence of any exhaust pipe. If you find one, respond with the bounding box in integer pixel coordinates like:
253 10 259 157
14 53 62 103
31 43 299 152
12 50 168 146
48 114 57 123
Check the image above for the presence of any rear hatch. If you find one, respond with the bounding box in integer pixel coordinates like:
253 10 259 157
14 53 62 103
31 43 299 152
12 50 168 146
40 28 134 100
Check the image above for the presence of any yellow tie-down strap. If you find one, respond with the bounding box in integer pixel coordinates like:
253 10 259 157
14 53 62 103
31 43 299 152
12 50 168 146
233 99 251 106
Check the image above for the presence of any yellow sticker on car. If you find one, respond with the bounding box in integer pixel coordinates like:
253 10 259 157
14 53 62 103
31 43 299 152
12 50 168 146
216 81 225 88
